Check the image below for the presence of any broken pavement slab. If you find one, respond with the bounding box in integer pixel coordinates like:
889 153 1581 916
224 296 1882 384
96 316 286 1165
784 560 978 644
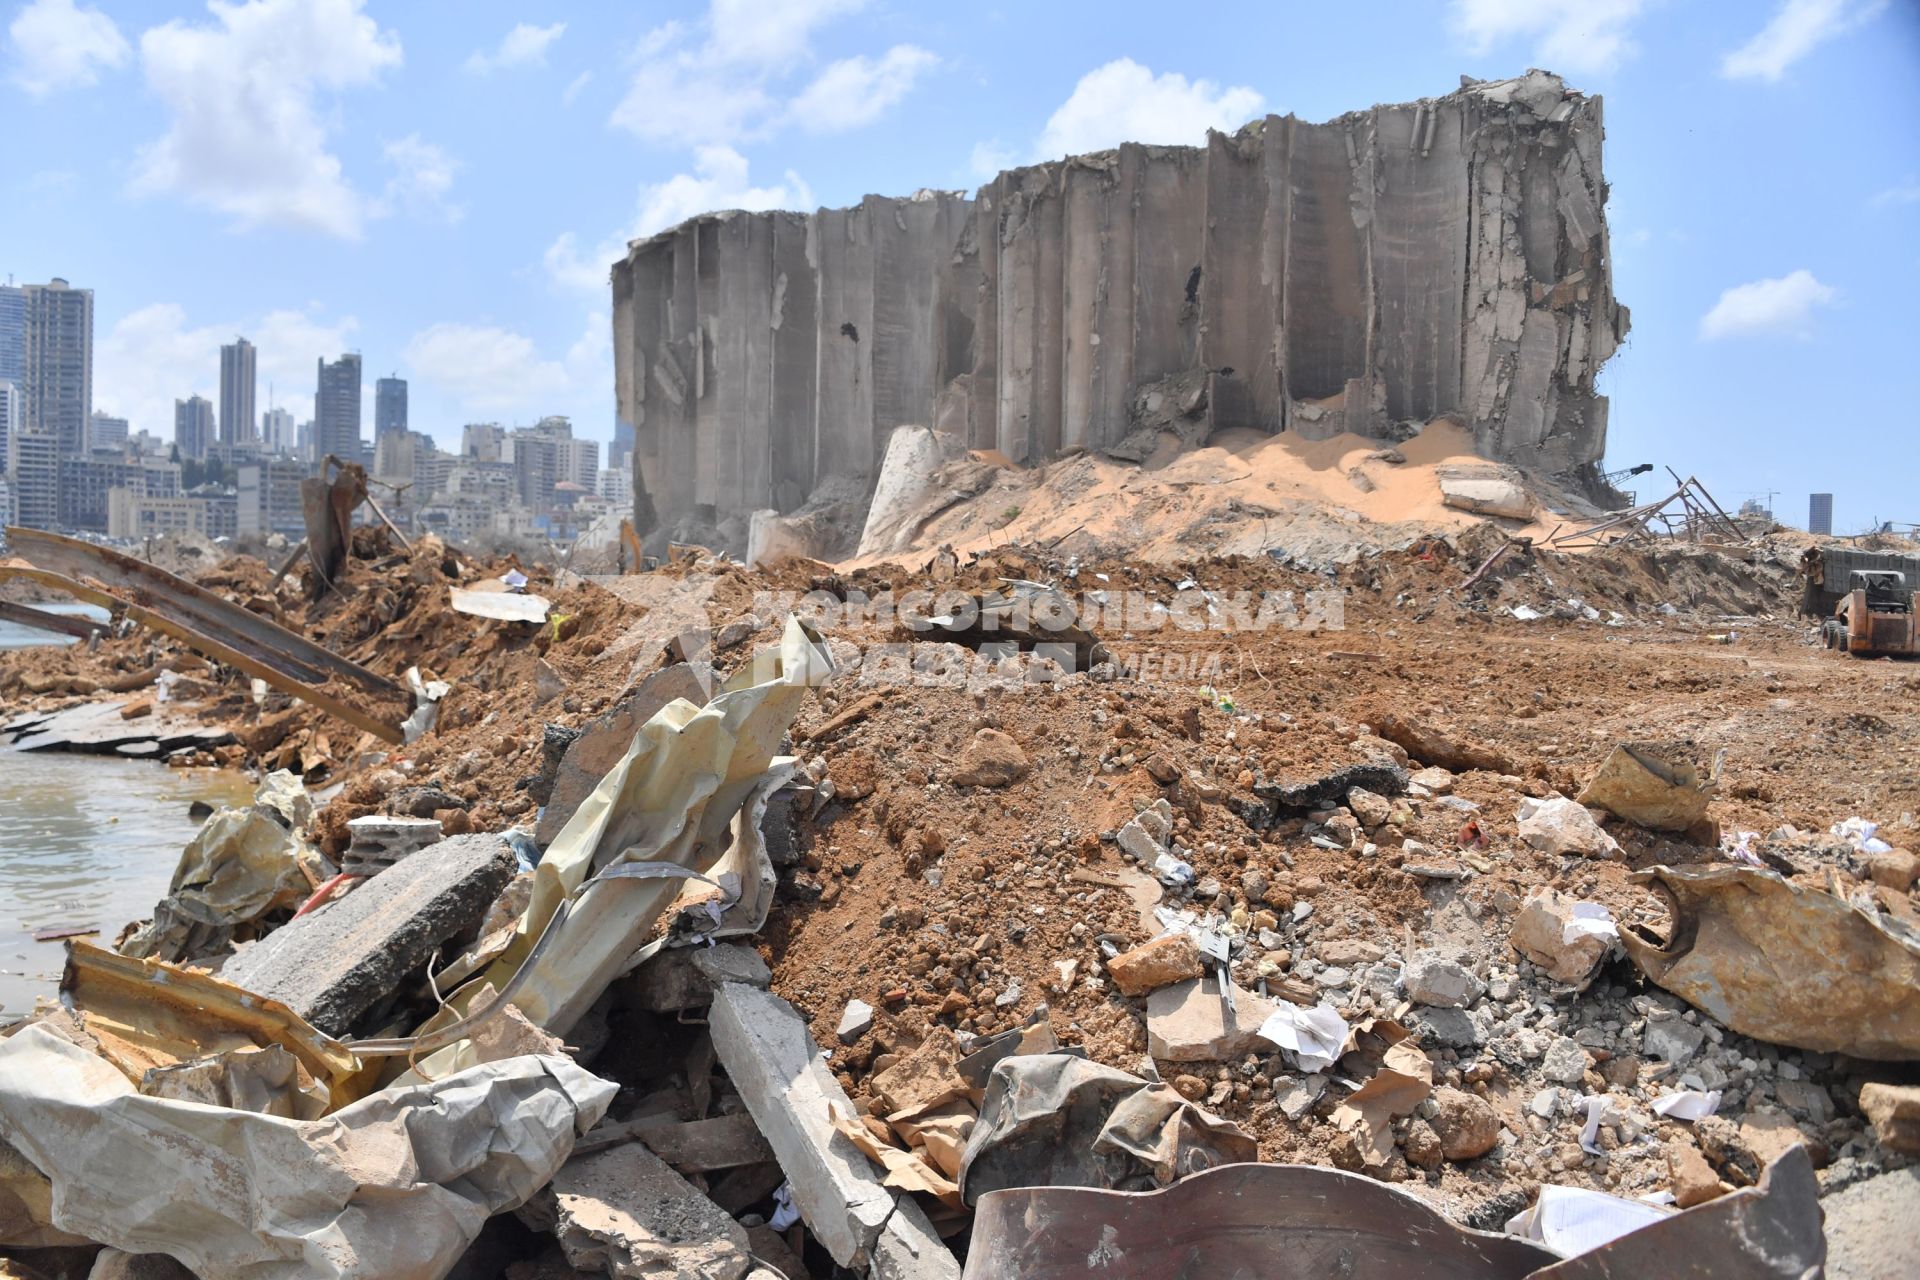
548 1143 751 1280
220 832 516 1036
707 982 959 1277
1146 977 1278 1062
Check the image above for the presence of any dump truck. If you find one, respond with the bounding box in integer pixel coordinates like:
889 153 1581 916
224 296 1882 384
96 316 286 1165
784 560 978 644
1821 569 1920 658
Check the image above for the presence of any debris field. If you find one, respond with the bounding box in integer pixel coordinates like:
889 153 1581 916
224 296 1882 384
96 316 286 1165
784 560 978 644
0 500 1914 1279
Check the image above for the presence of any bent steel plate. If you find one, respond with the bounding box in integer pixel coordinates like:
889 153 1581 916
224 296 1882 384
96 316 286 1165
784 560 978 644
963 1162 1556 1280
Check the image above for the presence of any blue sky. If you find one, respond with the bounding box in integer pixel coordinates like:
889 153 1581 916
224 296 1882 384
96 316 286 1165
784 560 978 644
4 0 1916 531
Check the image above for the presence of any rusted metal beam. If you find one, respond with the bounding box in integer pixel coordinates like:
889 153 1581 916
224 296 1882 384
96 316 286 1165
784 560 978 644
0 563 407 744
4 526 403 711
0 599 110 642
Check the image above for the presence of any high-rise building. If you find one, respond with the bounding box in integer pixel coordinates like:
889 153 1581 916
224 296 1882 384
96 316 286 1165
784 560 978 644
262 406 296 454
315 353 363 465
462 422 504 461
0 283 24 386
375 375 407 439
1809 493 1834 537
7 429 58 530
20 278 93 456
0 378 19 468
90 411 129 451
175 395 215 461
219 337 257 445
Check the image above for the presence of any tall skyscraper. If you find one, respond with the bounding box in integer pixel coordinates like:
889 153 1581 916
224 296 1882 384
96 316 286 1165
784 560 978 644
220 337 257 445
315 353 363 464
1809 493 1834 537
262 406 296 453
375 375 408 439
0 283 24 386
20 278 93 456
0 378 19 468
175 395 215 461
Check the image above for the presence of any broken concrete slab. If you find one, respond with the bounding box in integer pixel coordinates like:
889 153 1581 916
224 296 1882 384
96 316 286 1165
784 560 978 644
624 942 772 1013
1438 465 1535 520
1402 954 1485 1009
549 1143 751 1280
221 832 516 1036
837 999 874 1045
706 983 905 1269
1575 743 1715 836
534 662 709 846
1822 1166 1920 1280
1509 888 1617 988
1146 978 1278 1062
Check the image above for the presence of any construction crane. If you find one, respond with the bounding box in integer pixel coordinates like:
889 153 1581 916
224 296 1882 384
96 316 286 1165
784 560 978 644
1601 462 1654 488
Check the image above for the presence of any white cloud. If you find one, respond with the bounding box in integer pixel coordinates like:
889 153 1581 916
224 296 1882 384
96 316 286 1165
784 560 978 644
464 21 564 75
968 139 1015 180
97 302 358 439
1699 269 1838 340
1035 60 1264 159
1722 0 1885 82
379 134 462 222
132 0 402 239
545 147 812 292
7 0 128 94
562 69 592 105
1871 178 1920 208
788 44 936 133
1449 0 1648 76
403 312 608 416
610 0 921 147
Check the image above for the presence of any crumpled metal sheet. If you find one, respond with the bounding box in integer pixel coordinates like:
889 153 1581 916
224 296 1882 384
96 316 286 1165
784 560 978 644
1623 864 1920 1059
1575 743 1714 835
121 791 317 963
956 1053 1255 1206
0 1024 614 1280
1530 1146 1825 1278
963 1161 1557 1280
401 617 831 1078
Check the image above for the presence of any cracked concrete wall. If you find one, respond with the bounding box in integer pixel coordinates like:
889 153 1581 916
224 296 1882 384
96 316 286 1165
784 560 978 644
615 70 1627 547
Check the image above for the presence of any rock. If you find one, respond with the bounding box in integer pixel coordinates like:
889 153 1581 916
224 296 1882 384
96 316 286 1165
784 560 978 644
837 999 875 1045
1106 934 1205 996
1429 1087 1500 1161
1277 1075 1327 1121
1643 1011 1706 1066
1541 1036 1590 1085
1668 1142 1724 1208
1145 753 1181 784
220 833 515 1036
1822 1166 1920 1280
1172 1074 1208 1101
1346 787 1391 830
949 729 1031 788
1409 766 1454 794
870 1027 967 1117
1773 1079 1835 1126
1116 817 1164 862
1860 1082 1920 1154
1404 1005 1484 1050
1867 849 1920 892
1439 467 1534 520
1371 712 1512 775
1146 978 1276 1062
534 664 709 845
1575 742 1714 836
1315 940 1384 967
86 1253 196 1280
1516 796 1621 858
1402 954 1485 1009
548 1143 751 1280
627 943 772 1013
1508 887 1616 987
1402 1118 1444 1169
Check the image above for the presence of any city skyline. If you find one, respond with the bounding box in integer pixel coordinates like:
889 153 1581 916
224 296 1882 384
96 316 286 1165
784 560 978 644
4 2 1918 528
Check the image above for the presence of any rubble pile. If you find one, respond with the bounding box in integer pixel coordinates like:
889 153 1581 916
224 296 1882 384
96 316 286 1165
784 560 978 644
0 508 1914 1277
